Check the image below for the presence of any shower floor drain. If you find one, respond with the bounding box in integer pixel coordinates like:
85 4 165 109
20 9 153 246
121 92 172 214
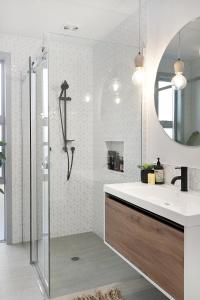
71 256 80 261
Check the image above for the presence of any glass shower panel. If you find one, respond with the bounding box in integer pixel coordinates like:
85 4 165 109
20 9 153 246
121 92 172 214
30 64 38 265
36 61 49 290
30 55 50 295
22 72 31 252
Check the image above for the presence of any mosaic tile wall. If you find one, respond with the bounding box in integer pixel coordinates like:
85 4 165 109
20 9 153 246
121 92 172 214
163 164 200 192
48 35 94 238
48 10 145 239
93 41 142 238
47 34 142 239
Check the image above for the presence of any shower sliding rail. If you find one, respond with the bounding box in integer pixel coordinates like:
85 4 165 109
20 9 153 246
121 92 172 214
58 80 75 180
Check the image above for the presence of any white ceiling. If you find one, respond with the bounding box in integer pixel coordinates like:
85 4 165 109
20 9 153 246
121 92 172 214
0 0 146 40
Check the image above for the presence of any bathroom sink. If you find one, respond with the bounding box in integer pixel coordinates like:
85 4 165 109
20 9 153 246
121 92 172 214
104 182 200 227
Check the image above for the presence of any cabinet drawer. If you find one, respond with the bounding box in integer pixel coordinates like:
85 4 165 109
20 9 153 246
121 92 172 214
105 196 184 300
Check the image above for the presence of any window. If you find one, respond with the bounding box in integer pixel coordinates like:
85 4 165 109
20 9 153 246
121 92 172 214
156 74 183 141
157 79 174 139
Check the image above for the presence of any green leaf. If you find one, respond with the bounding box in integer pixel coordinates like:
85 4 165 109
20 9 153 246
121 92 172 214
137 163 154 170
0 188 4 194
0 141 6 146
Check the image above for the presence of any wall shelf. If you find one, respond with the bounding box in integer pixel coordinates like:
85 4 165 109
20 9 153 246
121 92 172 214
105 141 124 173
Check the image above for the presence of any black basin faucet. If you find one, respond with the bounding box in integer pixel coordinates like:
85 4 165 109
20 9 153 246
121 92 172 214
171 166 188 192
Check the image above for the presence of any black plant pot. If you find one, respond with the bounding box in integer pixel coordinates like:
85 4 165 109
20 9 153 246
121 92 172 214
141 169 154 184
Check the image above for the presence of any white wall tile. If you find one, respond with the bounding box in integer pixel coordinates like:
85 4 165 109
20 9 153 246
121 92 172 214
48 36 94 238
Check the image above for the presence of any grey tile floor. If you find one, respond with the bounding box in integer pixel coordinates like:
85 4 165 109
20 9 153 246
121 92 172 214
0 242 45 300
0 233 168 300
50 232 168 300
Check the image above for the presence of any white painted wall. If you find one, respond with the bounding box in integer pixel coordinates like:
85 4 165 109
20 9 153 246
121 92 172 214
144 0 200 168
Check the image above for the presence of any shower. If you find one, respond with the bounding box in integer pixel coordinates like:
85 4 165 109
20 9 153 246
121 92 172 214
59 80 75 180
21 33 144 300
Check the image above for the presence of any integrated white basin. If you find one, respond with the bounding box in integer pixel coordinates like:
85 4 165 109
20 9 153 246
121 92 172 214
104 182 200 227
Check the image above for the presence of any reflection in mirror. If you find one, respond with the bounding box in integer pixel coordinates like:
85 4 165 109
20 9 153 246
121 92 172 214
155 17 200 146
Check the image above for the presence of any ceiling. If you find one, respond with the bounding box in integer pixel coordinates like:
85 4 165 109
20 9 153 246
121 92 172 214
0 0 146 40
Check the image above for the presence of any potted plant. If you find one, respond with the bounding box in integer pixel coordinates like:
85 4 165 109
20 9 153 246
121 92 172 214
137 163 154 183
0 141 6 194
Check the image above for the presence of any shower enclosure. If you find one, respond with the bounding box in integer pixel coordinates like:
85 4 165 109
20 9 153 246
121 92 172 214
21 32 164 299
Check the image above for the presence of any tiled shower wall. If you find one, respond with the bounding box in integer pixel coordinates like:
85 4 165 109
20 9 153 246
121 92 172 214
48 36 94 238
48 34 142 239
0 33 41 243
93 42 142 238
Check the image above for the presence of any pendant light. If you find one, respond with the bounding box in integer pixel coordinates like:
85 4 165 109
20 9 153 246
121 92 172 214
171 31 187 90
132 0 144 85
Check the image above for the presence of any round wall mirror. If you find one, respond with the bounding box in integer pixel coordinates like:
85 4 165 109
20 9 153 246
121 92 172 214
155 17 200 146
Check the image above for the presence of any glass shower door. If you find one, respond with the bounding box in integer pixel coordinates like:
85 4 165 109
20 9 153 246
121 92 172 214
30 55 50 296
22 71 31 252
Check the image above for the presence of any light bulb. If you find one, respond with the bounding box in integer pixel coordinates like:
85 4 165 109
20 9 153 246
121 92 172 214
114 96 121 104
111 78 121 93
132 67 144 85
171 73 187 90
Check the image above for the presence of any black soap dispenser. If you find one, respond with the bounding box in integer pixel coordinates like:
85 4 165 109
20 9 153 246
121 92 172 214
154 158 164 184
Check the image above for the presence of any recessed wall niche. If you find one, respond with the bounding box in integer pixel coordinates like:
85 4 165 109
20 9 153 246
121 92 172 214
105 141 124 173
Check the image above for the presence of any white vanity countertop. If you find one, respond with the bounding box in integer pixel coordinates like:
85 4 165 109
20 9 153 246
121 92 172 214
104 182 200 227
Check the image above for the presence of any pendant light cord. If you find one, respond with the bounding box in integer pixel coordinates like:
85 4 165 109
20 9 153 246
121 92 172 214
178 31 181 59
138 0 142 53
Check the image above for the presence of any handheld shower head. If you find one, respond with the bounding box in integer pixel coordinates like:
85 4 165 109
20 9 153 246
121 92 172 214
58 80 75 180
59 81 71 101
61 80 69 91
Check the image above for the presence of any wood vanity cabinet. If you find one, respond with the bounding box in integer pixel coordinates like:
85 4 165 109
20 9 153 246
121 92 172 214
105 195 184 300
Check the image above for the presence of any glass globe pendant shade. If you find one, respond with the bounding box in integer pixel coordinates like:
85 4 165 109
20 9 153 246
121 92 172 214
171 73 187 90
132 67 144 85
171 58 187 90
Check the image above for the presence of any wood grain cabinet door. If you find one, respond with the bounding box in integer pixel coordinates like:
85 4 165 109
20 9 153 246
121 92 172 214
105 196 184 300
